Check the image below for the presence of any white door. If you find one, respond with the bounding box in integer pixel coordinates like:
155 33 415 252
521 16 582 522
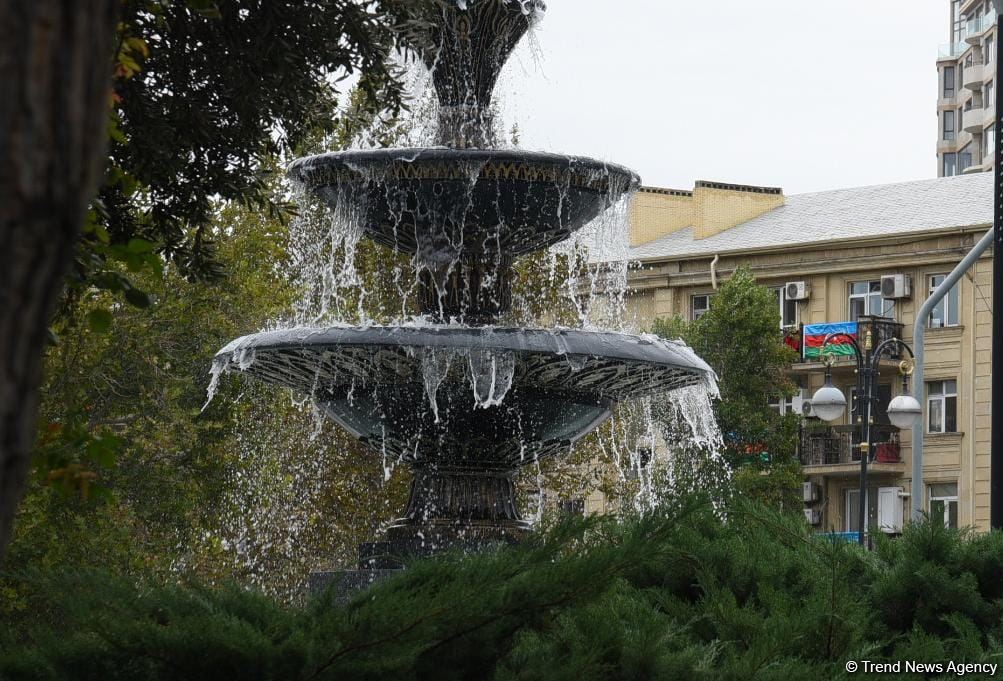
877 487 903 533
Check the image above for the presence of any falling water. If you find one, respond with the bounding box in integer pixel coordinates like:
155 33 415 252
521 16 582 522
200 0 726 594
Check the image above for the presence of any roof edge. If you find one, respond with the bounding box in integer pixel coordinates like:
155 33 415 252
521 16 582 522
694 180 783 195
627 223 993 264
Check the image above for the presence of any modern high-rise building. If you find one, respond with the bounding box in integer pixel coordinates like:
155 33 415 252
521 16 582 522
937 0 997 177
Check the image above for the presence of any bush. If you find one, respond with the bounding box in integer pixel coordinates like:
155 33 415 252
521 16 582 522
5 500 1003 679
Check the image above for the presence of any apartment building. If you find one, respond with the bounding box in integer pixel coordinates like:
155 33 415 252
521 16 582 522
623 173 994 534
937 0 998 177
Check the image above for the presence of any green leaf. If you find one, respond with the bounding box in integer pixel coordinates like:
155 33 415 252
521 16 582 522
108 117 127 144
126 238 155 254
125 288 152 308
124 253 145 272
86 436 121 469
87 309 113 333
92 271 129 293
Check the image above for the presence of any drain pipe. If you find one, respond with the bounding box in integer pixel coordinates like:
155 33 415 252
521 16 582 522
710 254 720 290
911 228 994 521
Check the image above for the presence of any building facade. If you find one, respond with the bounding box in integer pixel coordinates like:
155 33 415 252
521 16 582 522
623 173 994 534
938 0 997 177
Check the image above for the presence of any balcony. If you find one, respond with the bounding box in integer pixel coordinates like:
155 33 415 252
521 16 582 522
800 425 903 476
964 106 986 131
965 15 993 44
788 316 905 373
939 42 968 60
963 62 985 90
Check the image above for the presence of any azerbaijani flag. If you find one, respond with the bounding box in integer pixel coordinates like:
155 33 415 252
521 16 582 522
802 322 857 359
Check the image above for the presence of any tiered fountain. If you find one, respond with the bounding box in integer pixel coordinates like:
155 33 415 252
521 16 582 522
213 0 714 592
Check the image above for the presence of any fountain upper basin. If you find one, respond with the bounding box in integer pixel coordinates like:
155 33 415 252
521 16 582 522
214 326 712 469
288 148 640 258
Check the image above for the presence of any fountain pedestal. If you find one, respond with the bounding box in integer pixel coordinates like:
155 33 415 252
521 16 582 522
312 468 528 596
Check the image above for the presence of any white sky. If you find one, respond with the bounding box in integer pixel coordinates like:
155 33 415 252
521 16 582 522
495 0 948 195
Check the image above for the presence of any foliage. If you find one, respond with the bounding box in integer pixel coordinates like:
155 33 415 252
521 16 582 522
651 267 801 508
2 186 410 632
73 0 428 320
7 501 1003 679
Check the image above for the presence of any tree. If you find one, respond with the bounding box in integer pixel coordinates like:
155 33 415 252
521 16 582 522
87 0 417 286
0 0 121 565
0 0 426 563
1 183 414 625
652 267 802 508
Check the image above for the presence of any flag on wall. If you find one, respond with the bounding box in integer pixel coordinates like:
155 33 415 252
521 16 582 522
802 322 857 359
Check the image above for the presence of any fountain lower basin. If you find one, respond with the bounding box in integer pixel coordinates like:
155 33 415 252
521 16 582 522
215 326 711 469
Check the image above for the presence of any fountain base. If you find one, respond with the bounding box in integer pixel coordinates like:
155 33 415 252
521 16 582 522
311 467 529 598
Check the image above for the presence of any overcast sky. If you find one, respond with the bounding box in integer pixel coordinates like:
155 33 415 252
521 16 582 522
494 0 947 195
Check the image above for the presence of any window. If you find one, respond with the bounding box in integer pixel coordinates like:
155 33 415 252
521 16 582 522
929 275 961 328
846 487 879 533
927 379 958 434
929 482 959 529
944 66 957 98
847 486 906 534
771 287 799 328
987 124 996 160
960 143 973 172
691 294 712 320
987 81 995 109
953 0 964 44
944 109 956 141
848 281 895 320
558 498 585 516
769 389 803 416
944 152 959 176
987 35 995 64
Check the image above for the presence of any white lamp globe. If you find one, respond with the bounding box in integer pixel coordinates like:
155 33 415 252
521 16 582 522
887 394 922 429
811 383 847 422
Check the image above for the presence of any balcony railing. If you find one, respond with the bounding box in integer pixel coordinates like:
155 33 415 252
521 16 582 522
799 425 901 467
939 42 968 59
966 14 994 43
793 315 904 363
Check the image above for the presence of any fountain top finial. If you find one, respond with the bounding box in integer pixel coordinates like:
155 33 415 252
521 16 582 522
401 0 546 147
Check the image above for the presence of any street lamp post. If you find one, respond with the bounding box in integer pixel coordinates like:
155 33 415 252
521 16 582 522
811 326 921 546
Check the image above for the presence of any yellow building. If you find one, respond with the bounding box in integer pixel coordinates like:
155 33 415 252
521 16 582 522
622 173 994 533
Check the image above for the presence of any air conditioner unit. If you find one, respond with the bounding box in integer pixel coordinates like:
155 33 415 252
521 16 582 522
786 281 810 301
803 508 822 525
802 481 820 503
800 400 815 418
880 274 912 299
